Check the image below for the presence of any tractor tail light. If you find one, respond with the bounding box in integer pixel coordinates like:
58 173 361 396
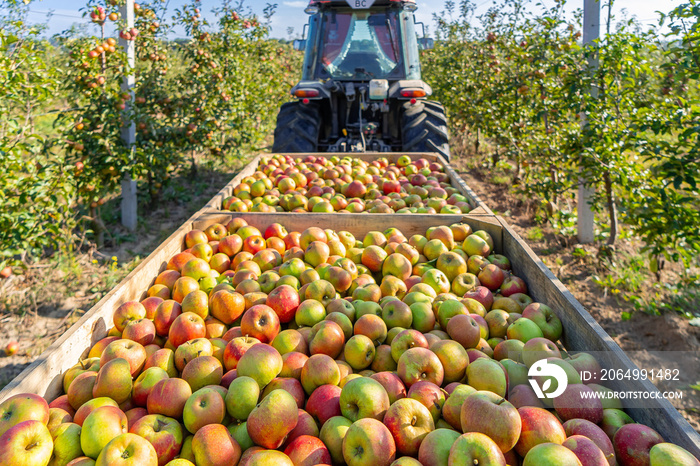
401 89 427 98
294 89 320 98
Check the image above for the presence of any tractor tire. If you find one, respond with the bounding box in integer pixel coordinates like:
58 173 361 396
401 100 451 161
272 101 321 153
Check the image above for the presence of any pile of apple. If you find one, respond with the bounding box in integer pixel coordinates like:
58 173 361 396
221 154 476 214
1 219 698 466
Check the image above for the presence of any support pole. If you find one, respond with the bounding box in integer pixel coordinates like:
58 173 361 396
578 0 600 244
120 0 137 231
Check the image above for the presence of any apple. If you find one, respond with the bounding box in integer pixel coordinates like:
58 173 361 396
521 337 561 368
613 424 664 466
430 339 469 384
371 344 398 372
601 409 635 441
236 343 282 389
0 393 50 438
562 435 609 466
261 377 305 409
339 376 390 422
443 313 479 349
129 414 183 465
147 378 192 419
271 329 308 355
523 442 583 465
563 419 615 465
206 290 244 326
507 317 544 343
47 407 72 433
494 339 525 363
4 341 18 356
240 305 280 343
478 264 505 291
521 303 563 342
266 285 299 323
113 301 147 333
168 312 206 348
418 428 461 465
566 353 603 385
409 302 435 333
191 423 241 466
132 367 169 407
436 299 469 330
309 320 345 359
80 405 128 459
342 418 396 466
223 375 260 422
650 443 700 466
397 347 444 388
280 351 308 379
182 355 223 392
447 432 507 465
241 449 293 466
383 397 435 456
305 383 342 425
452 272 480 296
305 279 337 307
465 358 507 397
284 435 332 466
463 234 491 257
460 390 521 453
0 420 53 466
153 301 182 337
91 357 133 405
183 387 226 434
553 384 604 424
354 314 388 346
301 354 341 394
50 421 83 465
223 336 259 371
344 335 376 370
515 406 567 457
247 389 299 449
391 329 429 363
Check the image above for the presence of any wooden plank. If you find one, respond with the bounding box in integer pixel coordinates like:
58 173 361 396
496 216 700 457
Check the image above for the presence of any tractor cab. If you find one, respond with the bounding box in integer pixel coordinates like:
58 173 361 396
272 0 449 159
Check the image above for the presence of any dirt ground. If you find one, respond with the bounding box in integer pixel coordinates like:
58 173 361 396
451 156 700 431
0 161 244 389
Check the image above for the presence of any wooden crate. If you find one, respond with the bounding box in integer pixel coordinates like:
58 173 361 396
206 152 493 216
1 211 697 457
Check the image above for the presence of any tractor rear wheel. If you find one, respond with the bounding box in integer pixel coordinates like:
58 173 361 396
272 101 321 153
401 100 450 161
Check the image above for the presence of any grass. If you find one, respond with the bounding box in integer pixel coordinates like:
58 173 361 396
490 174 512 185
526 227 545 242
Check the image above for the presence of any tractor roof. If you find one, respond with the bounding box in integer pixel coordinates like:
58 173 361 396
307 0 416 9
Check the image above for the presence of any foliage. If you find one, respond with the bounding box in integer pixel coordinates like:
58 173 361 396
0 1 76 266
425 0 700 272
0 0 300 262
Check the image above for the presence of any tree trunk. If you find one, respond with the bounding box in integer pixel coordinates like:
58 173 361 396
604 170 618 245
475 128 480 154
90 205 105 249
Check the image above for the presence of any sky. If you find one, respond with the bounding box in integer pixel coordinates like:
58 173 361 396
21 0 683 39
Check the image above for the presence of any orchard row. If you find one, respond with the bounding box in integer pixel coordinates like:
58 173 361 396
425 0 700 268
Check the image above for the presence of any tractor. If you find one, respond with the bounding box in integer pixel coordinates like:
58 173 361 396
272 0 450 160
